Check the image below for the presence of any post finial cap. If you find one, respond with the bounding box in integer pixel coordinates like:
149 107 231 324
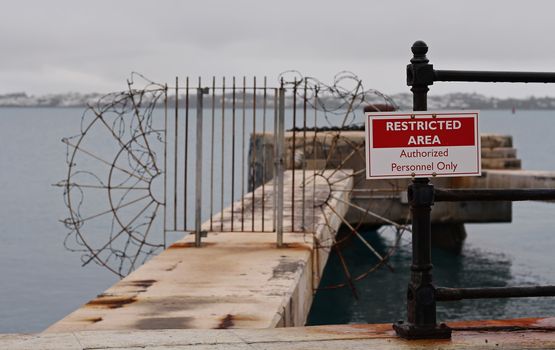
411 41 428 56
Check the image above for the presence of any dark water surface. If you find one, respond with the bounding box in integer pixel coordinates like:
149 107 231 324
308 205 555 325
0 108 554 332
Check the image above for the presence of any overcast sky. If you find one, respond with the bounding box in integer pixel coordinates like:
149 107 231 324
2 0 555 97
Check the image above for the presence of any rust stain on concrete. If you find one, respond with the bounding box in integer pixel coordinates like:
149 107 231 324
81 317 103 324
448 317 555 332
309 323 393 338
168 242 216 249
216 314 234 329
280 242 312 251
85 295 137 309
124 279 157 289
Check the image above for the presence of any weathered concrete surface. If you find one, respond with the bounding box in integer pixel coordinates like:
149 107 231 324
46 170 353 332
481 134 522 170
8 318 555 349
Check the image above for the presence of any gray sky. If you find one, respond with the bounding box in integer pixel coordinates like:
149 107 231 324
2 0 555 97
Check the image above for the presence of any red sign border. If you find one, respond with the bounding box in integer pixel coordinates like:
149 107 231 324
365 110 481 179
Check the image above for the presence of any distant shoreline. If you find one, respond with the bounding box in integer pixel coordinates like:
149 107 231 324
2 92 555 110
1 106 554 110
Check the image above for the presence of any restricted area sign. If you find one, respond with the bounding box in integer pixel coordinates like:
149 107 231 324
365 111 481 179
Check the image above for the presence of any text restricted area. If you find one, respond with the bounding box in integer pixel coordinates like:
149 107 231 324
365 111 481 179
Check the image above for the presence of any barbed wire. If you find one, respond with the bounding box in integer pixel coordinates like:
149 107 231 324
57 74 166 277
276 71 410 293
279 70 398 128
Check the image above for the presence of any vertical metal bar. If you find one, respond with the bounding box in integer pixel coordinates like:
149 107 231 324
241 76 246 231
173 77 179 232
184 77 189 230
231 77 236 231
210 77 215 231
262 76 267 231
163 85 168 246
272 88 278 233
408 41 433 325
302 78 307 231
251 77 256 231
195 79 204 247
291 78 297 231
312 86 318 233
404 179 437 321
276 82 285 246
220 77 226 231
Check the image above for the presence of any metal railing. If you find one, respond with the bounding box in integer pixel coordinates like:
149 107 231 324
393 41 555 340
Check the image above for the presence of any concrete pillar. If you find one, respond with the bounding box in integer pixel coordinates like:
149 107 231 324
431 223 467 254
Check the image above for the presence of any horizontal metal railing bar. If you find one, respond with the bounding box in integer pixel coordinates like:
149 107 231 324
436 286 555 301
434 69 555 83
434 188 555 202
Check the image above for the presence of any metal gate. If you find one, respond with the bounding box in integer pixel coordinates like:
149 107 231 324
164 74 399 244
163 77 284 245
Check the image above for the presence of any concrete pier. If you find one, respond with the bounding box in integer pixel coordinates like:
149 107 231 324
251 132 521 227
47 170 353 332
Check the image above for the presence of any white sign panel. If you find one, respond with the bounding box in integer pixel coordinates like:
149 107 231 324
365 111 481 179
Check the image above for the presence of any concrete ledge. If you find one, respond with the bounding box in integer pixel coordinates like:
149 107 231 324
7 318 555 349
481 158 521 170
457 169 555 190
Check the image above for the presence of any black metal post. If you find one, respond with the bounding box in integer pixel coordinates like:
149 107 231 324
393 41 451 339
